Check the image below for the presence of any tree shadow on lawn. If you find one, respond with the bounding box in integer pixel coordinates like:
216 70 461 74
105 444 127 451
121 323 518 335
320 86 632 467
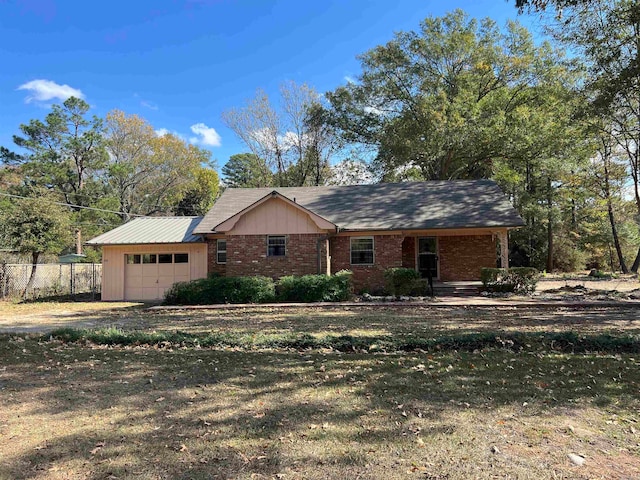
1 337 639 479
154 304 640 337
22 304 640 338
4 303 640 338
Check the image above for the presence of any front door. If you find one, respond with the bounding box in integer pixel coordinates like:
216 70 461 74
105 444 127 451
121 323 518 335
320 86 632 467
417 237 438 279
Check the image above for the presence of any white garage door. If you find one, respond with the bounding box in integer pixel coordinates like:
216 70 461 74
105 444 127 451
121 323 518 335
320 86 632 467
124 252 190 301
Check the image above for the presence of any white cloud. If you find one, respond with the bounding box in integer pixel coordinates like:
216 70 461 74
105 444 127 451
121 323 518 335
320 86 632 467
189 123 221 147
155 128 171 137
344 75 356 84
140 100 159 111
17 79 84 103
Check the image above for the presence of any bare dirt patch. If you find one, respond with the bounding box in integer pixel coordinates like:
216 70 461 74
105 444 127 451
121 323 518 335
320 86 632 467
0 301 146 333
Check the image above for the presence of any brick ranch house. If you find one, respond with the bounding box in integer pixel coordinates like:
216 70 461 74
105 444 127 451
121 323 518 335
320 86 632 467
88 180 524 301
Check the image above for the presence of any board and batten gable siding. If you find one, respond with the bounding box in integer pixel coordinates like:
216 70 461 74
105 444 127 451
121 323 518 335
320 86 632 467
101 243 207 301
226 197 325 235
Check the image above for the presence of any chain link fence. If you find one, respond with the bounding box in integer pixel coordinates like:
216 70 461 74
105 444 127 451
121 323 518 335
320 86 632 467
0 263 102 300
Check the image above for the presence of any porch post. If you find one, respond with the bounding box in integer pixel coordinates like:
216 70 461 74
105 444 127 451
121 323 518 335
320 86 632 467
499 230 509 270
325 237 331 276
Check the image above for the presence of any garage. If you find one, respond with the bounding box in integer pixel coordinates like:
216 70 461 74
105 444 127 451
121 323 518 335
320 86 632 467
87 217 208 301
124 252 192 301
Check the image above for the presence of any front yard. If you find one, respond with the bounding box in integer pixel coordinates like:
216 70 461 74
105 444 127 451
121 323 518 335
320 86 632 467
0 302 638 479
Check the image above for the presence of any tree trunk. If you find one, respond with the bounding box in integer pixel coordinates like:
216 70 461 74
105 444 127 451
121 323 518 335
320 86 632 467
630 246 640 273
603 158 629 273
22 252 40 299
607 199 629 273
545 177 553 273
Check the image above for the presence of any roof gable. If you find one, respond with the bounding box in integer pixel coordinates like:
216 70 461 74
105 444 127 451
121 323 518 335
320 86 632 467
214 191 336 234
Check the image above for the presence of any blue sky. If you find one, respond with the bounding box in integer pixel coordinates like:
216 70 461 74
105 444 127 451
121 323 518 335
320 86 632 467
0 0 541 168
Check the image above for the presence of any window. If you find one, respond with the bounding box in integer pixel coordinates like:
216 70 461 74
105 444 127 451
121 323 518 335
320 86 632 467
174 253 189 263
350 237 374 265
267 235 286 257
126 254 141 264
158 254 173 264
217 239 227 264
142 254 157 264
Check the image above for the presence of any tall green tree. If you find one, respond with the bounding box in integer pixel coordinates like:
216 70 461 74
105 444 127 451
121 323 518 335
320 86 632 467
104 110 212 217
175 166 220 216
536 0 640 270
222 153 273 188
325 10 580 184
0 195 71 296
4 97 108 254
9 97 107 209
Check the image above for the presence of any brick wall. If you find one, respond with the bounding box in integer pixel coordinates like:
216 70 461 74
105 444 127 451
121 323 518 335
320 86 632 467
438 235 497 281
401 237 415 269
206 239 226 276
330 235 403 293
224 234 327 278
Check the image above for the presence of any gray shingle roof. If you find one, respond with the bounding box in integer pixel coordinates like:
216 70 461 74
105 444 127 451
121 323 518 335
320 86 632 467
86 217 203 245
194 180 524 234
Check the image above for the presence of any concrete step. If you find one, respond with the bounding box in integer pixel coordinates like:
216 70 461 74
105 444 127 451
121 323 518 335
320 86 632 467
432 282 482 297
432 288 479 297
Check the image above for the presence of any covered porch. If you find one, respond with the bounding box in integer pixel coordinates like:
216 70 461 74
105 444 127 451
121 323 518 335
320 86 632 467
400 230 510 282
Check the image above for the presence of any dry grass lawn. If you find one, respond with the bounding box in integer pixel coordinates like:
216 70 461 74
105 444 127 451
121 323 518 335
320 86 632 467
0 303 639 479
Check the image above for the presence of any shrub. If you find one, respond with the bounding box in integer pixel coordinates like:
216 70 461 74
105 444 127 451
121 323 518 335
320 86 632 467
481 267 539 294
383 268 421 296
164 275 276 305
276 270 353 302
552 236 588 272
589 269 614 279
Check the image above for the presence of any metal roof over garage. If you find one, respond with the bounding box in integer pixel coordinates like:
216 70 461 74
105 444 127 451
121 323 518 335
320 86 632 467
86 217 203 245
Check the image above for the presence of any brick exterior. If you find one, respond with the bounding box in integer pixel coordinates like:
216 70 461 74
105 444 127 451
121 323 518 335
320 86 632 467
330 235 403 293
224 234 328 278
438 235 497 281
205 232 498 287
207 239 227 276
401 237 415 269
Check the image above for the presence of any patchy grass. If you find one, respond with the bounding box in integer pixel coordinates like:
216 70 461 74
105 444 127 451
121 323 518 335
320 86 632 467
47 326 640 354
0 334 638 479
3 302 640 337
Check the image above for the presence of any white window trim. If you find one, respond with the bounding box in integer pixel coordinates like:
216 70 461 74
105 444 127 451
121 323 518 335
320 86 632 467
267 235 287 257
217 239 227 264
350 236 375 266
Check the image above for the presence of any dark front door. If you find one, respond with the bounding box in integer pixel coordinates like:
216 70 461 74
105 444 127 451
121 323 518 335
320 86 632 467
417 237 438 279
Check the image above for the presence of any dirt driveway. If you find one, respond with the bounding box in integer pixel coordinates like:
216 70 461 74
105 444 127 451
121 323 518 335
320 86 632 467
0 301 146 333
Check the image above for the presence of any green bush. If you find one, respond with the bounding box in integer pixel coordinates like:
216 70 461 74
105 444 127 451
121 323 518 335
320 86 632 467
481 267 539 294
164 275 276 305
383 268 421 296
276 270 353 302
164 272 353 305
589 269 614 279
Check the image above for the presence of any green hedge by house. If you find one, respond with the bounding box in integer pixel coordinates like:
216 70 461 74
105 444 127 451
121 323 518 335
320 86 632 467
164 271 353 305
276 270 353 302
383 268 422 296
164 275 276 305
480 267 539 294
